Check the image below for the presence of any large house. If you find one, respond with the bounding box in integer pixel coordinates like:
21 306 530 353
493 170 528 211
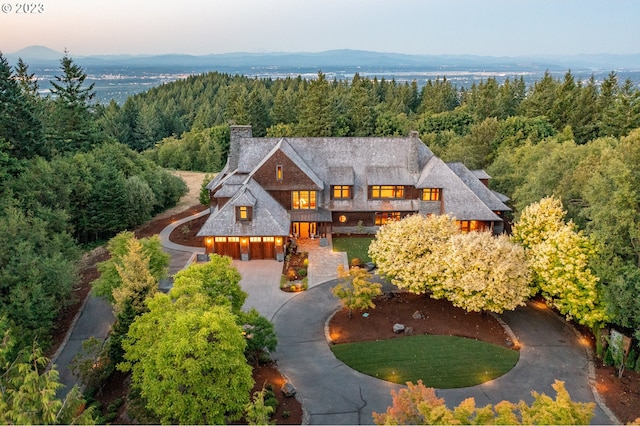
197 125 510 261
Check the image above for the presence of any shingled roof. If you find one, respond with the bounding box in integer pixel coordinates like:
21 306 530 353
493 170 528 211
200 126 507 237
417 157 502 221
198 178 290 237
447 163 511 213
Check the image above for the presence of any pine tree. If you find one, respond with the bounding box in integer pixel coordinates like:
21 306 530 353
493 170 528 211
297 72 335 136
0 54 46 159
48 52 100 153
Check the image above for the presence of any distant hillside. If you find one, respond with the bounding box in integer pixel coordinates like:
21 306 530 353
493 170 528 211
6 46 640 71
6 45 63 63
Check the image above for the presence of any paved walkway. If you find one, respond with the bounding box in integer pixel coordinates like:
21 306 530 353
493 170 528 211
53 210 209 397
52 209 618 425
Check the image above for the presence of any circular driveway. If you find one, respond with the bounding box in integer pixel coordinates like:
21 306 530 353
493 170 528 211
272 281 616 425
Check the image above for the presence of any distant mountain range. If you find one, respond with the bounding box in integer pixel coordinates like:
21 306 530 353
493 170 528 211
7 45 640 71
6 45 640 105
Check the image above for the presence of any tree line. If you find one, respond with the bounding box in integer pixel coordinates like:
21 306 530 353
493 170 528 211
96 69 640 171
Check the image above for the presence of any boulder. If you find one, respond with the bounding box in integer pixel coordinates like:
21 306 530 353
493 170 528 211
412 310 425 320
393 323 405 334
281 382 296 397
383 291 395 300
404 326 414 336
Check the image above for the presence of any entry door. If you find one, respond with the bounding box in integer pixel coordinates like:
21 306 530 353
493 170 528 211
298 222 310 238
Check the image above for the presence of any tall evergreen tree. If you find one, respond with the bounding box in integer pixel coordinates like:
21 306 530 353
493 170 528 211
419 77 459 115
48 52 100 154
14 58 39 99
347 73 376 136
0 54 46 159
297 72 335 136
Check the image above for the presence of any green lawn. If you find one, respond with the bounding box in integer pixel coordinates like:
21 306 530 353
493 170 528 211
331 334 519 388
331 236 375 264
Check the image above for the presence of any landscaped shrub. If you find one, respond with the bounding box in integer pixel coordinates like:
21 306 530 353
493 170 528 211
280 275 289 289
287 268 297 281
298 268 307 277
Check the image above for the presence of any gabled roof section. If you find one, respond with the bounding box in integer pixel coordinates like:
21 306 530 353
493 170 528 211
250 138 324 190
417 157 502 221
492 190 510 204
197 178 290 237
279 138 325 189
447 162 511 212
230 190 256 207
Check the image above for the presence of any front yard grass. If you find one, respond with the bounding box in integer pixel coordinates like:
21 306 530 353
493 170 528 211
331 334 519 388
331 236 374 264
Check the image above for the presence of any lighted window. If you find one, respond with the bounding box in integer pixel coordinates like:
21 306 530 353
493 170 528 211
332 185 352 199
456 220 484 232
228 237 240 242
292 191 317 209
422 188 442 201
215 237 227 242
237 206 251 221
276 165 283 181
263 237 275 242
249 237 262 242
370 185 404 199
375 212 401 225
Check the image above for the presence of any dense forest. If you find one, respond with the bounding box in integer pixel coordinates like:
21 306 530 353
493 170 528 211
0 52 187 356
106 67 640 344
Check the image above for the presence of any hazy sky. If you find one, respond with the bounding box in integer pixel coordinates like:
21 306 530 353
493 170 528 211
2 0 639 57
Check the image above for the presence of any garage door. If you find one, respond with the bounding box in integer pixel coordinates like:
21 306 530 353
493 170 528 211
214 237 241 259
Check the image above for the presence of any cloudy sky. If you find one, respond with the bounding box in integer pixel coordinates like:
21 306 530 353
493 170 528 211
2 0 639 57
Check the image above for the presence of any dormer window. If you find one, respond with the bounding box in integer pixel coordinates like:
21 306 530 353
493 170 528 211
236 206 252 221
422 188 442 201
276 165 283 181
370 185 404 199
332 185 352 200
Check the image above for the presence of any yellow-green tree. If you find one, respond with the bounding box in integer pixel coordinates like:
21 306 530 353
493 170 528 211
169 255 245 313
512 196 609 329
332 264 382 318
119 293 253 424
93 231 168 304
369 214 530 314
368 214 458 294
373 379 594 425
436 232 531 313
1 329 95 425
112 237 157 315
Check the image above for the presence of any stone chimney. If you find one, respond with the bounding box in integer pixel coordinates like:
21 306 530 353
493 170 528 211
407 130 420 174
228 125 252 171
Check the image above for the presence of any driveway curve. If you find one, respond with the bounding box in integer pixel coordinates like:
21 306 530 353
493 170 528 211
272 281 617 425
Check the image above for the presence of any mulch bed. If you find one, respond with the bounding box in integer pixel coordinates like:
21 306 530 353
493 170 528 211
329 292 514 349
